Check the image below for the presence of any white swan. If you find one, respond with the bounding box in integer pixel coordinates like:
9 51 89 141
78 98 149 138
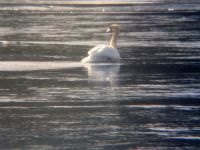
81 24 121 63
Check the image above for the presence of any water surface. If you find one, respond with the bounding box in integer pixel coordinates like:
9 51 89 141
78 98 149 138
0 1 200 150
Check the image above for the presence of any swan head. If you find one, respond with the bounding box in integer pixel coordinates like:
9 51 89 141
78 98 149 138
106 24 120 34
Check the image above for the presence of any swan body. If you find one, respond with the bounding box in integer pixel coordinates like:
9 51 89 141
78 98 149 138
81 44 120 63
81 24 121 63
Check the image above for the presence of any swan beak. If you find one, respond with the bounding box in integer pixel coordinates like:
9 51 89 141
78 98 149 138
106 28 111 33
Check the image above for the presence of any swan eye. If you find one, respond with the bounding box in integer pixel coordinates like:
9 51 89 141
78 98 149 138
110 24 120 32
111 27 114 32
109 27 116 32
106 24 120 33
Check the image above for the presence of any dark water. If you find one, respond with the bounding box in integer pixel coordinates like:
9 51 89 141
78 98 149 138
0 1 200 150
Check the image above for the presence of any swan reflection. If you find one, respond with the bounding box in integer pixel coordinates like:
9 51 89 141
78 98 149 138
83 63 120 87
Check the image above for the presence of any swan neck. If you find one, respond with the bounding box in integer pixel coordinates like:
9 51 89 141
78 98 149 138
109 32 118 49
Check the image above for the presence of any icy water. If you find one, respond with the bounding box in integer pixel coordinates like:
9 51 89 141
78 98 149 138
0 1 200 150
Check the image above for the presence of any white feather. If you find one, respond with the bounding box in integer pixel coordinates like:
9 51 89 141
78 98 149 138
81 24 121 63
81 44 120 63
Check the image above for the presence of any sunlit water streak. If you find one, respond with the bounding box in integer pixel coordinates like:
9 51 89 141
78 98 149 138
0 1 200 150
0 61 82 71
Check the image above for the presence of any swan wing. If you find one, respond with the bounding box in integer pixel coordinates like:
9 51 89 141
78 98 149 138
82 45 120 63
97 46 120 60
88 45 105 55
81 45 105 63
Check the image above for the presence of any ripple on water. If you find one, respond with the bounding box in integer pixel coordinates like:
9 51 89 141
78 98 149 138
0 1 200 150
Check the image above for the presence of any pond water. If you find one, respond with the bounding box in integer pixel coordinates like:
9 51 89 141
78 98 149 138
0 1 200 150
